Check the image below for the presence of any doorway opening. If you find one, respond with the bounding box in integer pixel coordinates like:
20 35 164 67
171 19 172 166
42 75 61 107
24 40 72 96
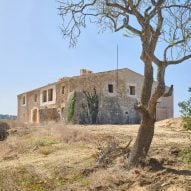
31 108 39 123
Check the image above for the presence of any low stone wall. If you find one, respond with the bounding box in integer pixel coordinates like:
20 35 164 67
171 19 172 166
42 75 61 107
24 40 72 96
39 108 60 123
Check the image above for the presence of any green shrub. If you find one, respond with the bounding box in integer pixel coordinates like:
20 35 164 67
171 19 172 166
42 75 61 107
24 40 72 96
178 87 191 130
34 138 58 155
35 138 58 147
182 117 191 130
67 93 76 122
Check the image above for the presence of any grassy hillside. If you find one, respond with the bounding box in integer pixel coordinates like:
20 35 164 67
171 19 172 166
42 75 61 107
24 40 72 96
0 119 190 191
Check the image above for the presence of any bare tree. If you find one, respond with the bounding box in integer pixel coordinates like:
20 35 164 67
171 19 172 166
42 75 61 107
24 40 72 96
58 0 191 168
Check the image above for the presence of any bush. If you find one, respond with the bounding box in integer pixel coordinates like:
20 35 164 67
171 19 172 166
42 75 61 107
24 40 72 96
35 138 58 147
67 93 76 122
0 122 10 141
178 88 191 130
182 117 191 130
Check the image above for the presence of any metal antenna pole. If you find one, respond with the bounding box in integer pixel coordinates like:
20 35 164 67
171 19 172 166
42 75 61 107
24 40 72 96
117 44 119 89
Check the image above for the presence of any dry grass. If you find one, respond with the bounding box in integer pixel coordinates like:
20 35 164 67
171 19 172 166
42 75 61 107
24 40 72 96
0 123 100 159
0 119 190 191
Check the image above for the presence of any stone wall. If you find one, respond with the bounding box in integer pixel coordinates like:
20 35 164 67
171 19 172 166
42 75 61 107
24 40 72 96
39 108 60 123
17 68 174 124
17 84 57 124
70 90 140 124
59 69 144 124
17 94 28 123
98 96 140 124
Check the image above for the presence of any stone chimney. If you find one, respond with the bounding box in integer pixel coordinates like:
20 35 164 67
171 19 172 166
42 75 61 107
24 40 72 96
80 69 93 76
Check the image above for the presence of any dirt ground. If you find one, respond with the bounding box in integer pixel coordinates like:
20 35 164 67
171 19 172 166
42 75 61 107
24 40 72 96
0 118 190 191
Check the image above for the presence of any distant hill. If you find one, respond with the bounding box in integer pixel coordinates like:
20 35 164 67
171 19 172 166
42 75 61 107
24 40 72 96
0 114 16 120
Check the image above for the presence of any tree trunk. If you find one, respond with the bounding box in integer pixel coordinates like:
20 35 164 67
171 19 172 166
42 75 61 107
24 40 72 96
128 114 155 168
127 64 167 168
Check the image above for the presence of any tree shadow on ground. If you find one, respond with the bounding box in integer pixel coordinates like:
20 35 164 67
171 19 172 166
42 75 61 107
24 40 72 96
146 158 191 176
165 168 191 176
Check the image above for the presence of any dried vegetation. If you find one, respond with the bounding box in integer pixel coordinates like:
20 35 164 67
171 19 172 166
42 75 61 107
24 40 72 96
0 118 190 191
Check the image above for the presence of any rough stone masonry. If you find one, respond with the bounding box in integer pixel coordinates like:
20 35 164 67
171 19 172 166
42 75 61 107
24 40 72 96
17 68 173 124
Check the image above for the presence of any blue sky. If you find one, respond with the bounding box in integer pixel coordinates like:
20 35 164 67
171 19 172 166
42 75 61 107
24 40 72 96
0 0 190 116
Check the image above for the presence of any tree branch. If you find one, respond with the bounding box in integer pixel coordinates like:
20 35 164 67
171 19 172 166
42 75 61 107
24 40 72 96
105 0 133 14
127 0 145 25
164 39 187 62
167 54 191 65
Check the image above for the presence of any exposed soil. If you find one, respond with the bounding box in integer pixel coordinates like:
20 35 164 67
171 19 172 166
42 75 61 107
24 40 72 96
0 118 190 191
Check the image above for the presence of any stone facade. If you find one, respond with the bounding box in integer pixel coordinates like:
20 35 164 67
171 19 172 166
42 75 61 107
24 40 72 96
17 68 174 124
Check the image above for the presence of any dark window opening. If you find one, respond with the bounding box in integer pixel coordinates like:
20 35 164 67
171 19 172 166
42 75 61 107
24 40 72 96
34 94 37 102
108 84 114 93
48 89 53 101
130 86 135 95
62 86 65 94
22 96 26 105
42 90 47 102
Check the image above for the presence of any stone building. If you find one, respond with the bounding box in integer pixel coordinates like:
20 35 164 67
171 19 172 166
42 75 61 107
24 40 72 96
17 68 173 124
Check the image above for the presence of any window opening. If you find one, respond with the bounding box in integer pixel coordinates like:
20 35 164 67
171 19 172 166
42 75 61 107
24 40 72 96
42 90 47 102
108 84 114 93
130 86 135 95
48 89 53 101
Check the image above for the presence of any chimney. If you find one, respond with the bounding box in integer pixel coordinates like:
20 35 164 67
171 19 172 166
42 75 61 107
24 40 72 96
80 69 93 76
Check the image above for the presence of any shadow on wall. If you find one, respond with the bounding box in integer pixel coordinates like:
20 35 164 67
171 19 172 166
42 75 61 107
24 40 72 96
71 91 140 124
